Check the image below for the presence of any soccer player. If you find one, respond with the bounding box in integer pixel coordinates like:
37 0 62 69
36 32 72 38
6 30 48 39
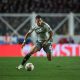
17 15 53 70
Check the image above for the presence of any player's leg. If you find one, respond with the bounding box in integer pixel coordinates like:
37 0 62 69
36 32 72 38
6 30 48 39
43 43 52 61
21 45 40 65
17 41 42 70
17 46 40 70
21 41 42 66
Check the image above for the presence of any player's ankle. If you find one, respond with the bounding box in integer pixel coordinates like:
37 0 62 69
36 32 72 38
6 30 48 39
48 58 51 61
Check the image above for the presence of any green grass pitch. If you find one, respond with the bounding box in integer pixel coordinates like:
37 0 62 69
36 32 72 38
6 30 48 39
0 57 80 80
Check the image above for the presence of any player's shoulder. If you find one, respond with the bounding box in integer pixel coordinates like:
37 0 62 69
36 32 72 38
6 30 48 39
43 22 50 28
43 22 52 31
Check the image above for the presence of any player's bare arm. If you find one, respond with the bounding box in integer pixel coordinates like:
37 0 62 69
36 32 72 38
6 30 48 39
21 29 34 48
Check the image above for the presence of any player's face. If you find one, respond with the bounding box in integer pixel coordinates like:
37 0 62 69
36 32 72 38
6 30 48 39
35 18 42 26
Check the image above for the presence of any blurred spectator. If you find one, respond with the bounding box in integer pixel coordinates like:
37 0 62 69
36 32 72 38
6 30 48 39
67 36 75 43
58 37 69 44
58 36 75 44
3 33 12 44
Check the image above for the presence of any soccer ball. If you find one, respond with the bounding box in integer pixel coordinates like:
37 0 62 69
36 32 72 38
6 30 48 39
25 63 34 71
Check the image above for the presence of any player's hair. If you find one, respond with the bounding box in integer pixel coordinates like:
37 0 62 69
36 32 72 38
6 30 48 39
35 15 42 19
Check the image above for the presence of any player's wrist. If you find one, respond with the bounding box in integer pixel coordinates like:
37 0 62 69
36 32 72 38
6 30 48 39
23 40 26 43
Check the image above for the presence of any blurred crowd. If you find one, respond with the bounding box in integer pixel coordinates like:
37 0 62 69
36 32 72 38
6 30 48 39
0 0 80 13
58 36 75 44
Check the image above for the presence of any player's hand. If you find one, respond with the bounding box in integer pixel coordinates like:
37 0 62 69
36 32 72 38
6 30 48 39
42 41 48 47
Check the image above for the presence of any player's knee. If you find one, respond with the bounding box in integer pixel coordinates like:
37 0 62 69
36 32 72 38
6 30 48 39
30 46 38 54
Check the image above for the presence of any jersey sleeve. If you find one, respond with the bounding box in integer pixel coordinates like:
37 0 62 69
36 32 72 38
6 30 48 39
45 23 52 32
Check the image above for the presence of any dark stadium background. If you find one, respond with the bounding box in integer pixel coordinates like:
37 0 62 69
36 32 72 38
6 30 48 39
0 0 80 80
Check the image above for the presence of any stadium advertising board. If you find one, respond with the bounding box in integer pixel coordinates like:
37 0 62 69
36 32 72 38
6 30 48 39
0 44 80 57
